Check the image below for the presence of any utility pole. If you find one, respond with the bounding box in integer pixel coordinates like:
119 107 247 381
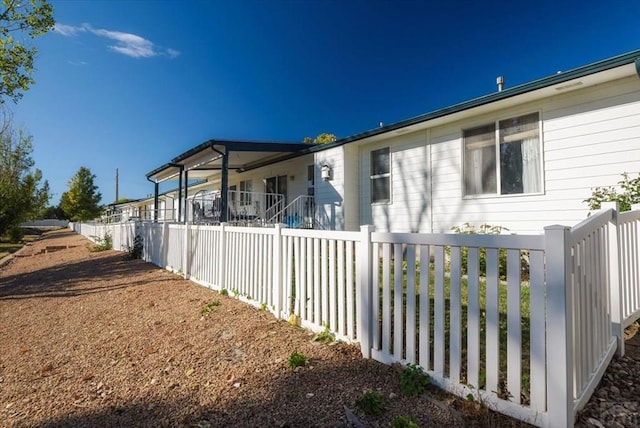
115 168 119 202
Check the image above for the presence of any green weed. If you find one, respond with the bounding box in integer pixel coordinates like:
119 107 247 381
357 390 385 416
399 364 429 396
286 351 307 369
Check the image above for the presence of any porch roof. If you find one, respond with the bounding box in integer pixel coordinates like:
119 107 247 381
146 139 310 183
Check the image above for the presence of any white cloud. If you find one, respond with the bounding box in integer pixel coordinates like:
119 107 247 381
53 22 179 59
53 23 84 36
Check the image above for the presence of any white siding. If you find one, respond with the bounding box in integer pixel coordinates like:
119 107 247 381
315 147 347 230
359 131 431 233
357 75 640 234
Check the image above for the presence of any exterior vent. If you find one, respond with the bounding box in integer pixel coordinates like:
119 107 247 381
555 81 584 91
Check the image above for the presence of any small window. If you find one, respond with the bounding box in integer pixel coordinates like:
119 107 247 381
239 180 252 205
463 112 541 196
371 147 390 203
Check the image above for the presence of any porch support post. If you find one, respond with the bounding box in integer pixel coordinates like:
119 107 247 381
183 169 189 223
153 182 159 222
220 151 229 223
177 168 183 223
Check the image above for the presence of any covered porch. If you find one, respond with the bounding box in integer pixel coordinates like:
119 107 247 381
145 139 317 228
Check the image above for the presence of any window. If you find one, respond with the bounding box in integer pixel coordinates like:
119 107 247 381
239 180 252 205
371 147 391 203
463 112 541 196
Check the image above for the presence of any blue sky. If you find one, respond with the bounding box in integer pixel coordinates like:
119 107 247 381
10 0 640 204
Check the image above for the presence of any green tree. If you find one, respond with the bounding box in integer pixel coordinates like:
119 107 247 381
60 167 102 221
303 133 337 144
0 0 55 104
0 119 50 235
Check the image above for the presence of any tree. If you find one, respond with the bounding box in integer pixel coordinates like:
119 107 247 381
303 133 337 144
60 167 102 221
0 118 50 235
0 0 55 104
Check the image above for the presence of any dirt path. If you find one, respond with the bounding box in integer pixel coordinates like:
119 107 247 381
0 230 635 427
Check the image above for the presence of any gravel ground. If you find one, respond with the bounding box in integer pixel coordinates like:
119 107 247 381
0 229 637 427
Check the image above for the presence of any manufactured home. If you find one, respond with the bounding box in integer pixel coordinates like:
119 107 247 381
140 50 640 234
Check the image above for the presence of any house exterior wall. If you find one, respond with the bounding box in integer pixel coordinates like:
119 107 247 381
343 143 360 231
315 146 347 230
228 154 312 202
357 74 640 234
358 130 432 233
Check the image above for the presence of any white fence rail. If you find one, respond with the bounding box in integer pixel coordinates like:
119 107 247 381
69 206 640 428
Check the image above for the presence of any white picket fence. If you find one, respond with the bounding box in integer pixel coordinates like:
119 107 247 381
70 206 640 428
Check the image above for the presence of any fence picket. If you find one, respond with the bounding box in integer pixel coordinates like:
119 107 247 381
485 248 499 397
419 244 431 372
434 245 445 376
507 248 521 404
394 243 403 360
449 246 462 383
405 245 416 364
467 247 480 390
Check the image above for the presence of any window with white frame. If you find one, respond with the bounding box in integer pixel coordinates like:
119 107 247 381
371 147 391 203
463 112 541 196
239 179 252 205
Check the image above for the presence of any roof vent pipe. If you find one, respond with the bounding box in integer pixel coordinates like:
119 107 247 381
496 76 505 92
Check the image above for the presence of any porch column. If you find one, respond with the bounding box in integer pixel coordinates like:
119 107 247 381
153 182 159 222
183 170 189 223
220 151 229 222
177 169 183 222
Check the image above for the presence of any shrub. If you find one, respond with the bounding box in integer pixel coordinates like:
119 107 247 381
125 234 143 259
391 416 419 428
286 351 307 369
201 300 220 314
7 226 24 244
449 223 529 281
312 325 335 344
91 232 112 252
584 172 640 213
357 390 385 416
399 364 429 396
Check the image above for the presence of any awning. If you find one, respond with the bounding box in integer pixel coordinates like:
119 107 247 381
146 139 310 183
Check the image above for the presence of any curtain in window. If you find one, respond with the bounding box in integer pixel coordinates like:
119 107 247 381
464 124 496 195
521 137 541 193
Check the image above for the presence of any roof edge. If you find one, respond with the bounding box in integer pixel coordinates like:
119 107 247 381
308 49 640 152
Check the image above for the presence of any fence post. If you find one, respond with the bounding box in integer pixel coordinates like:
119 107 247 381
218 223 227 290
183 222 191 279
162 221 170 268
357 225 374 358
603 202 625 356
544 225 574 428
273 224 283 319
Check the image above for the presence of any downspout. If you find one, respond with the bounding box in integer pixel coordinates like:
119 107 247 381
210 144 229 222
145 176 160 222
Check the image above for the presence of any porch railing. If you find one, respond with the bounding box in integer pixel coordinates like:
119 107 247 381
268 195 315 228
